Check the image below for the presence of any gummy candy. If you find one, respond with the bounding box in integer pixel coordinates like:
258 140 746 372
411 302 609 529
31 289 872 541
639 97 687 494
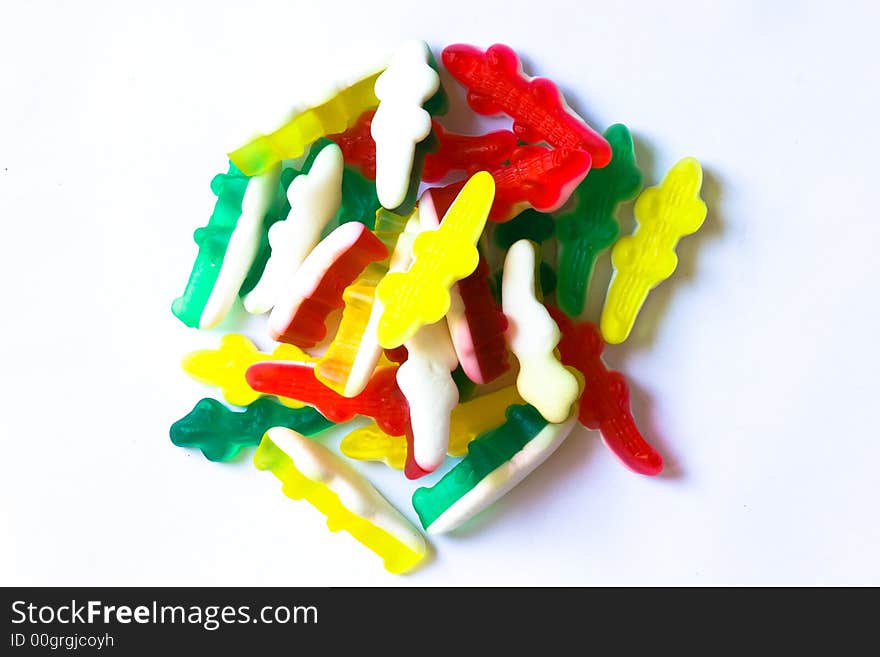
172 163 282 329
371 40 443 212
427 145 591 223
245 363 410 436
419 193 509 385
182 333 315 408
421 123 517 182
376 171 495 348
493 208 555 250
254 427 427 574
601 157 706 343
340 384 523 469
442 43 611 166
268 222 388 348
169 397 333 462
397 319 459 478
502 239 579 423
412 403 578 533
548 306 663 475
228 69 383 176
328 109 377 179
556 124 642 318
314 208 415 397
243 143 344 314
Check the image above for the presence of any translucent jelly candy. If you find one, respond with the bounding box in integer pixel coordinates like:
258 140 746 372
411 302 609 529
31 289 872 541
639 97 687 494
172 163 282 329
243 143 344 314
228 68 383 177
442 43 611 166
371 40 444 212
427 146 591 223
169 397 333 462
421 123 517 182
502 239 579 423
556 124 642 318
245 363 410 436
412 403 578 534
419 193 509 385
601 157 706 343
340 384 524 469
182 333 315 408
397 319 460 478
376 171 495 348
254 427 427 574
493 208 555 250
548 306 663 475
268 222 388 348
328 109 377 179
314 209 415 397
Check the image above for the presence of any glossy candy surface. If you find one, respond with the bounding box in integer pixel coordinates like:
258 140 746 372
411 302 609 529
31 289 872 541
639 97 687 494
246 362 410 436
315 209 413 396
170 397 333 462
172 163 282 329
371 40 441 212
268 222 388 347
244 143 344 314
228 69 382 176
421 124 517 182
556 124 642 318
601 157 706 343
412 403 578 533
502 240 579 423
329 109 377 179
255 427 426 574
376 171 495 348
494 208 555 249
182 333 315 408
442 43 611 166
397 319 459 478
549 306 663 475
340 384 524 469
427 146 590 223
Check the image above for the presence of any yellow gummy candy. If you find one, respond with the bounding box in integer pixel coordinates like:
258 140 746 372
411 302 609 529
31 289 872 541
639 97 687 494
182 333 316 408
254 428 427 574
315 209 412 396
228 72 382 176
601 157 707 344
340 385 524 469
376 171 495 348
340 423 408 469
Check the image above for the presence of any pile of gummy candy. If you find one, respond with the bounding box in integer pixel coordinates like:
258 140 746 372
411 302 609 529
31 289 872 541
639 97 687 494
170 41 708 574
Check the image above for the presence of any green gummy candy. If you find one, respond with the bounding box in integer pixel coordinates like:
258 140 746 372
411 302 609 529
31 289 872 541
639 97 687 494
452 365 476 403
339 166 380 229
240 167 299 296
412 404 549 530
169 397 334 462
493 209 555 249
556 123 642 317
171 163 250 328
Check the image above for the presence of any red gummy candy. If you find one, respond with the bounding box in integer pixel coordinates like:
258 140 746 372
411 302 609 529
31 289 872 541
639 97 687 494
270 224 388 348
427 146 591 222
384 345 409 364
453 255 509 383
421 122 518 182
442 43 611 167
245 363 410 437
548 306 664 476
328 109 377 179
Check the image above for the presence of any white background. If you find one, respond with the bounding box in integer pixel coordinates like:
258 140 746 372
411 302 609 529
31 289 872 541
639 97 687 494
1 0 878 586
